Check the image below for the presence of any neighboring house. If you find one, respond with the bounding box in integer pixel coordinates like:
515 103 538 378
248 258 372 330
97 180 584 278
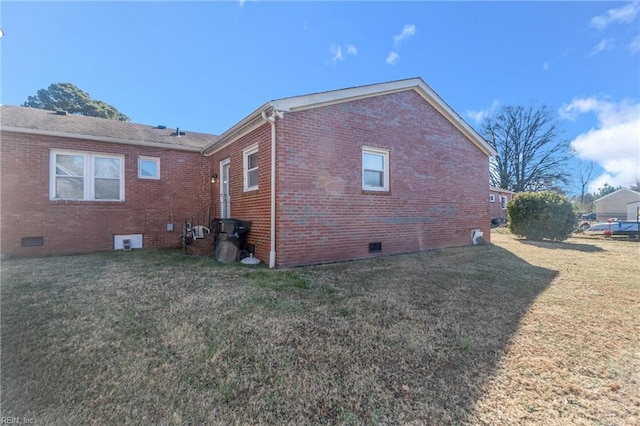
1 77 497 267
0 106 214 258
628 201 640 222
489 186 515 225
593 188 640 221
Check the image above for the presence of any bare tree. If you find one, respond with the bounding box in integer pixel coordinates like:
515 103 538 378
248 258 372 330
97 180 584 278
482 104 572 192
577 160 595 207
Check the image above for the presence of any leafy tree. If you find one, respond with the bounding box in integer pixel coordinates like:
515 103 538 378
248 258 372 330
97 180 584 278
23 83 130 121
593 183 621 199
482 104 572 193
507 191 576 241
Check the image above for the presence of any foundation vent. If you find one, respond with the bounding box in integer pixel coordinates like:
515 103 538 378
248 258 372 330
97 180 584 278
21 236 44 247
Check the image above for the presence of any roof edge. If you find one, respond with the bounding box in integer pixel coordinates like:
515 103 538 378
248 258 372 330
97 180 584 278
490 186 516 194
270 78 497 157
1 126 203 152
203 78 497 157
594 188 640 203
202 103 271 155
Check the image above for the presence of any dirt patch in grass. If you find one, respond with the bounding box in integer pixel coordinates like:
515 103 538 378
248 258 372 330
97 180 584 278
1 233 638 424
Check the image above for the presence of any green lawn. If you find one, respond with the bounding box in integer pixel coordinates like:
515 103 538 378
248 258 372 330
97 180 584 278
1 231 638 424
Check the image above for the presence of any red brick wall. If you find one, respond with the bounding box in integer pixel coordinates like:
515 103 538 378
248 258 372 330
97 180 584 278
274 90 491 267
2 89 491 265
0 131 210 257
206 125 273 263
490 190 513 220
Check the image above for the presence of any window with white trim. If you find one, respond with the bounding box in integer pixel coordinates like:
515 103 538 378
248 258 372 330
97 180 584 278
243 144 259 191
50 150 124 201
489 194 495 202
362 147 389 191
500 195 508 210
138 156 160 179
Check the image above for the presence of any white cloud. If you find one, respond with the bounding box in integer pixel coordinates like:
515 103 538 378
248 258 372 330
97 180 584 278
238 0 246 7
630 35 640 54
590 38 615 55
326 43 357 65
386 51 399 65
561 97 640 191
559 97 601 121
329 44 343 64
466 100 500 125
590 1 640 30
393 24 416 47
384 24 416 64
542 62 550 71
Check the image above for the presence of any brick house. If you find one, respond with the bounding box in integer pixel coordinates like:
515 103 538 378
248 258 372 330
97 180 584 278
489 186 515 225
202 78 497 267
1 78 497 267
0 106 214 258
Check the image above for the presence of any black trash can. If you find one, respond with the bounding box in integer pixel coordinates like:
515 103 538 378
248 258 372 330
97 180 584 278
212 218 252 262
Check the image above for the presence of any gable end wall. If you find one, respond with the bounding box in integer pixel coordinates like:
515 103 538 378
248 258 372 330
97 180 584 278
595 190 640 221
275 90 491 267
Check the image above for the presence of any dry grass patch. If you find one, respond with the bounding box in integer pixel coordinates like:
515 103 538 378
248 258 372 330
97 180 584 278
470 230 639 425
1 233 638 424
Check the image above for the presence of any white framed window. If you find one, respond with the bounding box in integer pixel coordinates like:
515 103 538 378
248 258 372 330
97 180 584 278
138 156 160 179
489 194 495 202
500 195 508 210
362 146 389 191
50 150 124 201
243 144 259 191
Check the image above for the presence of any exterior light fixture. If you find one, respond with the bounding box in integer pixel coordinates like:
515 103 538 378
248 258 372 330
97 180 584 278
211 174 218 183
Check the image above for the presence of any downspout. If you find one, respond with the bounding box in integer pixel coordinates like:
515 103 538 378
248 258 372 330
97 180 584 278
261 109 284 268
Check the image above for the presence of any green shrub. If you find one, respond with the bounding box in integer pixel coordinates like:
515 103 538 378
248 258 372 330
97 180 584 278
507 191 576 241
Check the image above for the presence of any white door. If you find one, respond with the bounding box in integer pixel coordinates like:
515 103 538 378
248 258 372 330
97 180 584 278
220 160 231 219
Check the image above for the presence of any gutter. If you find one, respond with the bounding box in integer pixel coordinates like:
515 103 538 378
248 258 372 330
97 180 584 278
261 109 284 268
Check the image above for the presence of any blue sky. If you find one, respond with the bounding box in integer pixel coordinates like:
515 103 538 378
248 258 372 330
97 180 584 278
1 1 639 194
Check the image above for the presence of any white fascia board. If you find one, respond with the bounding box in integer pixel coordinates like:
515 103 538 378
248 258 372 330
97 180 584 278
412 80 498 158
1 126 202 152
201 103 271 156
269 79 422 112
202 77 497 158
270 78 497 158
490 186 516 194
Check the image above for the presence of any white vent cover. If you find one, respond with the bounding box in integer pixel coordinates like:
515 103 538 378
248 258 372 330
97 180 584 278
114 234 143 250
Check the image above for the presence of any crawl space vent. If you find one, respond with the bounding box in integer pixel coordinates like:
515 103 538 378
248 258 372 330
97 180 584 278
369 242 382 253
21 236 44 247
114 234 143 250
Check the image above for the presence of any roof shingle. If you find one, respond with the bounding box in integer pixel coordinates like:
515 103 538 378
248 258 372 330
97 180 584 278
0 105 217 151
